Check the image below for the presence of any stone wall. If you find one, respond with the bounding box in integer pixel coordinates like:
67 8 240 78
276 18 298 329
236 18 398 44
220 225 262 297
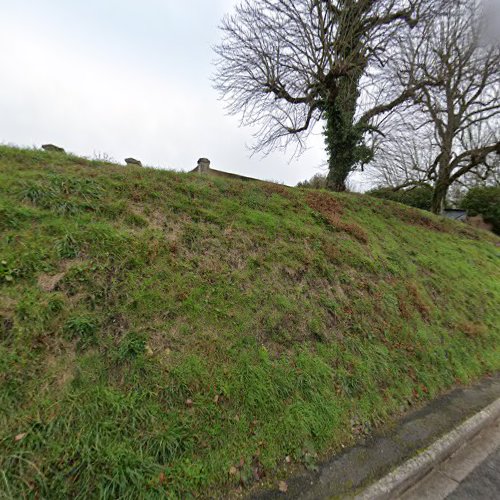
190 158 262 183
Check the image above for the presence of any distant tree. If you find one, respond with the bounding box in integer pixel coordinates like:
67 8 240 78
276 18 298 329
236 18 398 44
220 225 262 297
447 157 500 207
385 0 500 213
366 114 437 190
297 173 327 189
214 0 439 192
367 184 433 211
461 186 500 234
369 124 500 208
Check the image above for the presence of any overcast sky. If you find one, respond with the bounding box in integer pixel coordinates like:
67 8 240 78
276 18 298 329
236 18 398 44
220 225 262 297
1 0 372 188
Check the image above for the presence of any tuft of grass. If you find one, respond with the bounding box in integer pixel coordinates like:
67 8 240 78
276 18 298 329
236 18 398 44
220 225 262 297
64 316 98 348
115 331 147 360
56 233 80 259
0 144 499 497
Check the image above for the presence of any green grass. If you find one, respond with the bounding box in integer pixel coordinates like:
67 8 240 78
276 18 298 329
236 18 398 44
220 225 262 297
0 145 499 497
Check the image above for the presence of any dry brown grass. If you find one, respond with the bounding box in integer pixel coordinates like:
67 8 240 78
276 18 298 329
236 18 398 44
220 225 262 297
398 293 412 320
407 282 431 320
306 192 368 243
44 341 77 391
322 242 343 263
37 259 86 292
306 191 344 217
261 182 294 199
130 203 167 230
379 204 486 241
396 281 432 321
458 321 488 338
38 272 66 292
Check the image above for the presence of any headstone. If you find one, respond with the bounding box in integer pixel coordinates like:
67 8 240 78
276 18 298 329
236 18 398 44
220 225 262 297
42 144 65 153
125 158 142 167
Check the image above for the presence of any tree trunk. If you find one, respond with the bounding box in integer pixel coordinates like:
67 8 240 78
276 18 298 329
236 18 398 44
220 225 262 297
324 77 361 192
431 179 449 214
323 2 369 192
431 143 453 214
324 108 355 192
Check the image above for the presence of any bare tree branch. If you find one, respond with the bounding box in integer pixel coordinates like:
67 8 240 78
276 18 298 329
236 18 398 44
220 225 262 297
214 0 440 190
368 0 500 212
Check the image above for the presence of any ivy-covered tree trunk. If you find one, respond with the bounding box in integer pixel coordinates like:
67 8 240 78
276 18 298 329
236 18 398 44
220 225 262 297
324 2 370 192
324 73 367 192
324 99 357 191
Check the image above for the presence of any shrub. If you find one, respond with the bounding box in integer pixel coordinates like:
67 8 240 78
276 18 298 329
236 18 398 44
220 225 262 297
461 186 500 235
297 173 328 189
367 185 433 211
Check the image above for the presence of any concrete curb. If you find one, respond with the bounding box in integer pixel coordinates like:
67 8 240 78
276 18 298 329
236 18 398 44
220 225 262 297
355 397 500 500
249 376 500 500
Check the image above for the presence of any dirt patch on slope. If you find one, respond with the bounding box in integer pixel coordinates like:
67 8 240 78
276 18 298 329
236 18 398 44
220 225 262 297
37 259 85 292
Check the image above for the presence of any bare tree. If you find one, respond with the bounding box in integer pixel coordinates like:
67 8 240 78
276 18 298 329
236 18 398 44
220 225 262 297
447 151 500 207
388 0 500 213
214 0 437 192
367 112 435 189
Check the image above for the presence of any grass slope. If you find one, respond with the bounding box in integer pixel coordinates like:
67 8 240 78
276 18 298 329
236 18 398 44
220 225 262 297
1 146 499 497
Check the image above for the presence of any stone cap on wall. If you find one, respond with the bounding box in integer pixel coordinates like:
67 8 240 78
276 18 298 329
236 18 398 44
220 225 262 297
197 158 211 173
190 157 264 183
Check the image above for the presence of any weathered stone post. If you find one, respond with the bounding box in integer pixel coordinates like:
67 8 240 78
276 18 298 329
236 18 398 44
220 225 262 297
42 144 65 153
125 158 142 167
197 158 210 174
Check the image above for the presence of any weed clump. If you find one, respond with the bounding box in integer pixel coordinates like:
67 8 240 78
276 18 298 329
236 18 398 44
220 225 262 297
116 331 147 360
64 316 98 348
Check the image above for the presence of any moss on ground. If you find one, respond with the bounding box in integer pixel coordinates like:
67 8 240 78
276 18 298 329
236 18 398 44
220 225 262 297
0 145 499 497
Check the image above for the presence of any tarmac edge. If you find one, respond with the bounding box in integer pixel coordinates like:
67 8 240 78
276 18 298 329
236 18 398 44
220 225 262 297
355 397 500 500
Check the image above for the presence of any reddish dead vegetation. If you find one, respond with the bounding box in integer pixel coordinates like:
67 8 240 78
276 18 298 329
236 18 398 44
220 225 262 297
218 181 246 198
398 293 412 320
397 281 432 322
408 283 431 319
379 204 448 233
261 182 292 198
322 242 343 263
386 205 481 240
306 191 369 244
458 321 487 338
260 182 305 211
306 191 344 216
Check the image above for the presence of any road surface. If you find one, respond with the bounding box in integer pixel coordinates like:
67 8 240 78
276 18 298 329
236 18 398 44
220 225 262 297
402 416 500 499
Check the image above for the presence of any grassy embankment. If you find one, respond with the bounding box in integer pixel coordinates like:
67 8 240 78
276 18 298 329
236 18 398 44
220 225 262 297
0 145 499 497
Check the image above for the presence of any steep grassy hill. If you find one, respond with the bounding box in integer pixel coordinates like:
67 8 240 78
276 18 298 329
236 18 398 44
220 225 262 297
1 145 499 497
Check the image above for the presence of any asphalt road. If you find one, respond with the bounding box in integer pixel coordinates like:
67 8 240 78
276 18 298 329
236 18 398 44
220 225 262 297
402 417 500 499
447 447 500 500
